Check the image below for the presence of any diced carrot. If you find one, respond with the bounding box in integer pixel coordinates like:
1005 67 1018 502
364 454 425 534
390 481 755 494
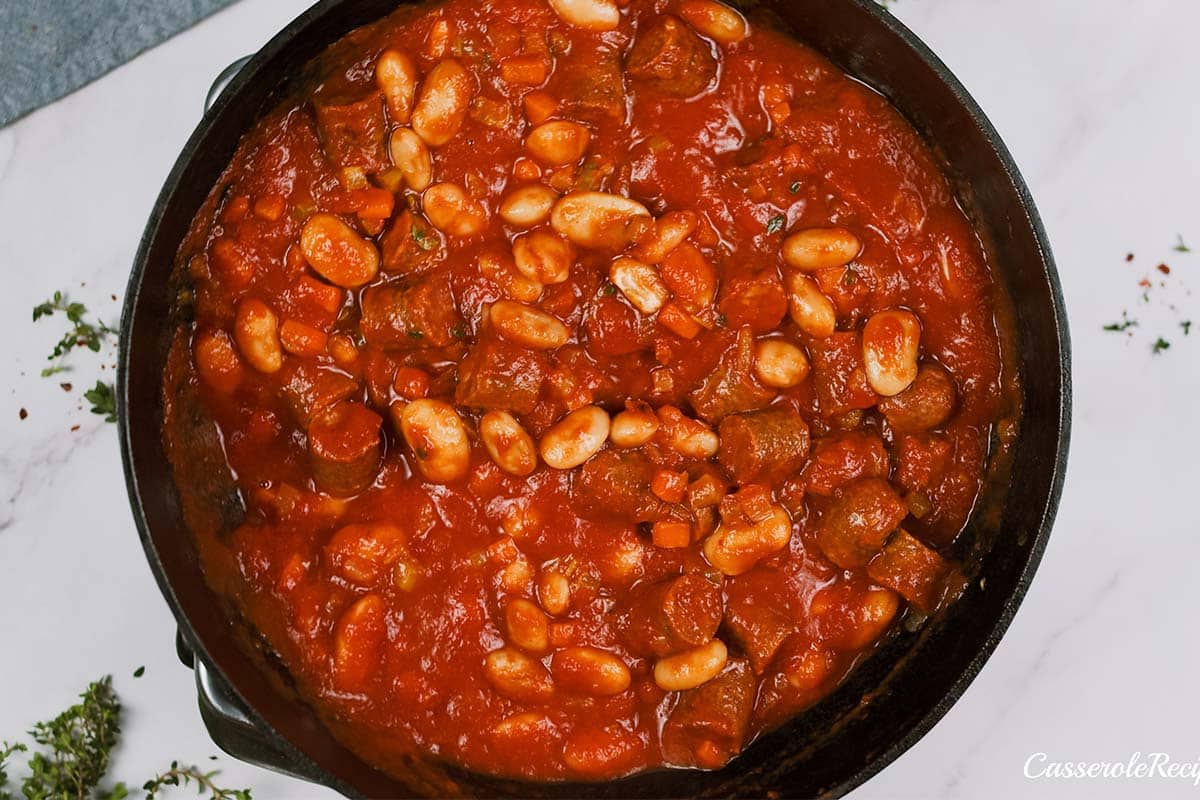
547 165 577 193
426 18 450 59
283 244 308 279
246 408 281 443
359 215 386 236
221 194 250 224
487 536 520 564
500 55 550 86
393 366 431 399
523 91 558 126
650 469 688 504
327 333 359 367
193 328 244 394
651 520 692 549
276 553 307 594
548 621 579 648
208 237 255 287
339 166 368 190
279 319 329 357
513 157 542 182
351 187 395 219
291 275 344 315
469 95 513 129
660 243 717 311
253 194 287 221
188 254 210 281
687 474 726 509
657 303 702 339
375 167 407 194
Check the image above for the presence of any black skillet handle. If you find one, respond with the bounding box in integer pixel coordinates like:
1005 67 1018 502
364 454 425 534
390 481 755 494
176 630 329 785
205 54 253 114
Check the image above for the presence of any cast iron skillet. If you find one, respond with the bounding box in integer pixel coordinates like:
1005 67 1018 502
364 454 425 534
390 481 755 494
118 0 1071 796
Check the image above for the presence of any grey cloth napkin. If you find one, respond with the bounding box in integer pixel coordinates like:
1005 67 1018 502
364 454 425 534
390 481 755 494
1 0 240 127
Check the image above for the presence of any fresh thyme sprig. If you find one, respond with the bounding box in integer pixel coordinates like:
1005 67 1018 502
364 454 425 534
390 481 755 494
4 676 122 800
0 677 252 800
32 292 117 378
143 764 252 800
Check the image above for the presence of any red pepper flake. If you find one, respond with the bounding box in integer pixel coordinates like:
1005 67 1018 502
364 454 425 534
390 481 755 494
1157 264 1171 275
19 408 28 420
1138 278 1153 288
60 382 72 392
1125 253 1135 262
70 424 81 432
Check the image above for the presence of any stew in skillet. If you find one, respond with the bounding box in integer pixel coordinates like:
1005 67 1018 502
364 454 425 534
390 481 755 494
163 0 1019 781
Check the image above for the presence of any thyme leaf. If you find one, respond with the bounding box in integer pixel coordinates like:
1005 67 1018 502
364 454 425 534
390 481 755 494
85 381 117 423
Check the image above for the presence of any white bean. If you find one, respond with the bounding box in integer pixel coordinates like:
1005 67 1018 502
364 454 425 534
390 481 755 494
609 405 660 448
233 298 282 374
489 300 569 350
411 58 473 147
862 309 922 396
513 230 573 284
540 406 610 469
678 0 749 44
388 128 433 191
547 0 620 30
400 399 471 482
376 49 418 123
786 273 837 338
631 210 698 264
754 339 810 388
300 213 380 288
609 256 668 314
499 184 557 228
653 639 728 691
526 121 591 166
480 411 538 476
782 227 862 271
551 192 651 250
702 506 792 576
423 182 487 237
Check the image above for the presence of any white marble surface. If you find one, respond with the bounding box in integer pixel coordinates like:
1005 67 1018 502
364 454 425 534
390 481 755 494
1 0 1197 797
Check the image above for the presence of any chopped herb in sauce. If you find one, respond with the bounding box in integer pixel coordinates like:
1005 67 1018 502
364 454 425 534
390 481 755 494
133 666 145 678
450 323 468 340
1182 320 1192 336
602 283 618 297
1152 337 1171 354
411 228 437 251
407 329 425 340
788 180 801 194
766 214 786 234
1173 235 1191 253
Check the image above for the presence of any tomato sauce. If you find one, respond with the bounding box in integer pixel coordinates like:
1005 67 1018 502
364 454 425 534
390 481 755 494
162 0 1019 782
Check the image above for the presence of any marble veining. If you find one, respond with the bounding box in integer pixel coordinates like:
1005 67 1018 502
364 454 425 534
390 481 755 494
1 1 1197 798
